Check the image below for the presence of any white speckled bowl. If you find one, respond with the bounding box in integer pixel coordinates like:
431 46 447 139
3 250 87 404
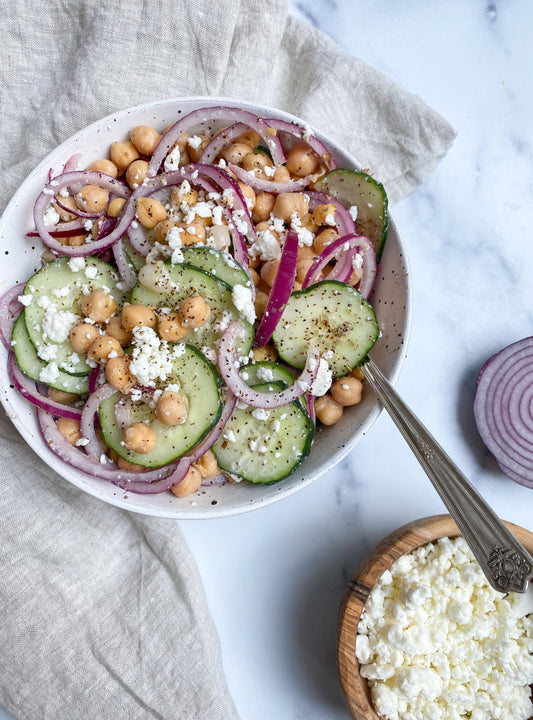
0 97 411 519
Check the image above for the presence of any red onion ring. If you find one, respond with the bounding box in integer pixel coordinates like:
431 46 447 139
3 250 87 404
264 118 336 170
0 283 24 349
474 337 533 488
112 238 138 288
228 163 313 193
306 190 357 237
8 353 82 420
54 196 101 220
80 383 116 459
218 322 320 408
254 230 299 346
147 106 285 177
199 122 251 164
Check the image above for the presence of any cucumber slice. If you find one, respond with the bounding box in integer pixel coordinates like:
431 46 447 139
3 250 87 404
314 168 389 261
98 345 222 468
212 382 314 484
11 314 89 394
239 361 296 387
271 280 379 378
23 257 126 375
131 262 253 357
179 247 251 289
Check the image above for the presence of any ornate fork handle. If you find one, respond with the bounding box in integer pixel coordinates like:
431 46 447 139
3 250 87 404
361 357 533 593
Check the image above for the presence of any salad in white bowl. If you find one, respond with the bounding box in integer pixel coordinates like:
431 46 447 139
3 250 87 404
0 98 410 518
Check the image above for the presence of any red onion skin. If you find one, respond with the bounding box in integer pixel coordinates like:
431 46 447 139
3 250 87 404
0 283 24 350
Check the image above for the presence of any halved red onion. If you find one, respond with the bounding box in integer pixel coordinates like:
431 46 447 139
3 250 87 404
228 163 312 193
0 283 24 349
112 238 138 288
34 171 132 256
302 233 376 299
8 353 82 420
147 106 285 177
264 118 336 170
474 337 533 488
254 230 298 346
218 322 320 408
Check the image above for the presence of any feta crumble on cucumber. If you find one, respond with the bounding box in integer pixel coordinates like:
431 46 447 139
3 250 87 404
2 104 387 495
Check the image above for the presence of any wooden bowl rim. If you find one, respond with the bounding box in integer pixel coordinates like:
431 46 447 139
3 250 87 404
337 513 533 720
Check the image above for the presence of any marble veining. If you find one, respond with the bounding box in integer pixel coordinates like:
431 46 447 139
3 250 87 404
2 2 533 720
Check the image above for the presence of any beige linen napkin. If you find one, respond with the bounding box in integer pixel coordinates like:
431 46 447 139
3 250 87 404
0 1 456 719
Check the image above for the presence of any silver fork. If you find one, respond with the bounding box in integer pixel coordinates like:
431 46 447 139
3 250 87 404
361 356 533 604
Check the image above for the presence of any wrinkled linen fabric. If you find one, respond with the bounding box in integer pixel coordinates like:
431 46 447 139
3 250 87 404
0 1 455 719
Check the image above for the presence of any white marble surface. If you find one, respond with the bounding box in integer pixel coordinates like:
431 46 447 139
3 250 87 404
2 1 533 719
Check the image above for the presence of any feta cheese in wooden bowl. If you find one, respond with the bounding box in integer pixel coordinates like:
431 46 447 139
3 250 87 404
337 514 533 720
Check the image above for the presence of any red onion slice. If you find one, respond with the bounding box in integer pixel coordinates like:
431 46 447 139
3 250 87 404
228 163 313 193
148 106 285 177
306 190 357 237
254 230 299 346
112 238 138 289
8 354 82 420
473 337 533 488
264 118 336 170
199 122 251 164
218 322 320 408
80 383 116 459
0 283 24 349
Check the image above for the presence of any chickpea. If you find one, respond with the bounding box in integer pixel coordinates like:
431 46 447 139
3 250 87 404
152 220 176 245
67 233 88 246
313 228 339 254
235 130 261 148
179 296 211 328
249 268 260 287
286 144 319 177
107 197 126 218
56 417 82 446
88 159 118 178
260 259 279 287
300 212 317 234
180 219 206 246
106 316 132 345
109 140 140 172
351 366 365 381
48 388 78 404
297 245 317 261
252 192 275 223
273 165 291 183
170 465 202 497
53 195 77 222
105 356 136 393
221 142 253 165
330 376 363 406
157 312 190 342
109 450 144 472
77 185 109 214
122 422 156 454
272 192 309 221
130 125 162 155
87 335 124 364
254 290 269 317
125 159 149 189
312 203 336 227
193 449 220 479
70 321 101 354
315 394 343 425
155 391 187 426
186 134 208 162
296 256 316 284
171 186 199 208
81 289 117 323
241 152 273 178
252 345 277 362
136 197 167 229
237 181 256 209
121 303 156 332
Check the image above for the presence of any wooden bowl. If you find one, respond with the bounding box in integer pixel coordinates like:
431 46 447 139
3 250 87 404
337 514 533 720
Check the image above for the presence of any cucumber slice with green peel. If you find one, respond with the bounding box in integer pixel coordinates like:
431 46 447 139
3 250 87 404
212 382 314 484
23 256 126 375
11 314 89 394
271 281 379 378
98 344 222 468
314 168 389 261
239 361 296 387
131 262 254 358
179 247 251 289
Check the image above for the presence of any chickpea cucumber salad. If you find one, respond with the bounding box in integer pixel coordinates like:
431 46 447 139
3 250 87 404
0 104 389 498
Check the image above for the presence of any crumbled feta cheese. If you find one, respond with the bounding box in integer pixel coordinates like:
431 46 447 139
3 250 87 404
43 205 60 226
18 294 32 307
248 228 281 261
51 285 71 298
231 284 256 325
256 366 274 382
164 146 182 172
68 257 86 272
37 344 58 362
39 362 60 384
84 265 98 279
187 134 203 150
357 536 533 720
324 213 335 226
309 358 332 396
349 205 358 222
41 307 80 343
252 408 270 421
129 326 186 386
